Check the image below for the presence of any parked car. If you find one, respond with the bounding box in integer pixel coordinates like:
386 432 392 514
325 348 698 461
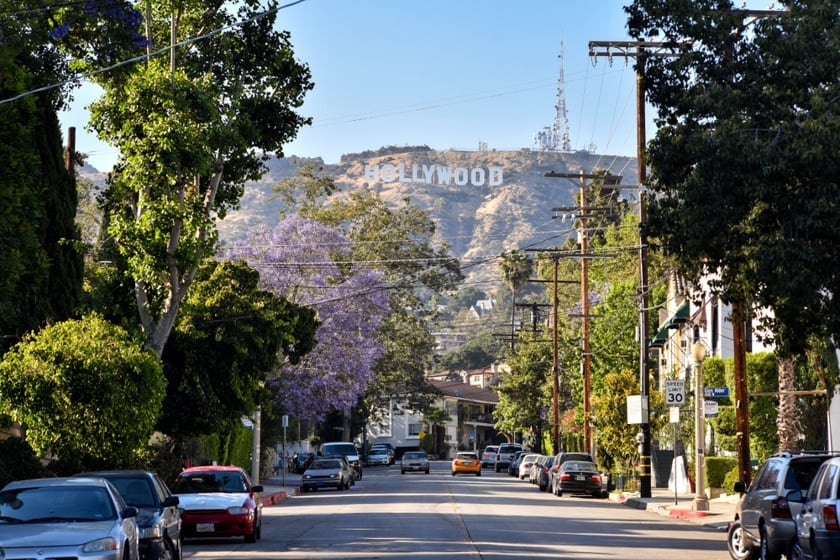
508 451 526 476
551 460 605 498
321 441 364 480
171 465 263 543
480 445 499 468
727 451 835 560
548 451 594 496
291 452 316 474
790 456 840 560
302 457 355 492
536 455 555 491
81 470 181 560
529 455 548 484
494 442 524 473
519 453 540 480
367 444 395 466
401 450 430 474
451 451 482 476
0 476 140 560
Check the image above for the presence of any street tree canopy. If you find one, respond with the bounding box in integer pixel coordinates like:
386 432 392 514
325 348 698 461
87 0 313 357
628 0 840 355
0 314 164 468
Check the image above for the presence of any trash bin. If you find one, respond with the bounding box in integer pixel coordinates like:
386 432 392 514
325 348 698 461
615 474 625 492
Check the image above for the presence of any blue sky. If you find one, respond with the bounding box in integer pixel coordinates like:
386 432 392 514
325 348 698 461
59 1 765 171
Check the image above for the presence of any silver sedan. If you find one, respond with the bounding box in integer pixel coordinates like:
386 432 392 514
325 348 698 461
0 476 140 560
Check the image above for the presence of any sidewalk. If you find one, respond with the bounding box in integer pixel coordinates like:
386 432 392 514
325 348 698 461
610 488 738 531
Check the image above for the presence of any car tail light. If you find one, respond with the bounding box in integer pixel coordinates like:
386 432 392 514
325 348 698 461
560 474 571 481
770 496 792 519
591 475 601 484
824 504 839 530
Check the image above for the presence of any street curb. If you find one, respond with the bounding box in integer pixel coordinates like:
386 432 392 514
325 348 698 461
262 487 300 506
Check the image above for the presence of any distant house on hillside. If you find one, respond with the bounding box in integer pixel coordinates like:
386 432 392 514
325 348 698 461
469 297 495 319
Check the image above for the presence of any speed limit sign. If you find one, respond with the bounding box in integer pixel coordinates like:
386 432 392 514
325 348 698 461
665 379 686 406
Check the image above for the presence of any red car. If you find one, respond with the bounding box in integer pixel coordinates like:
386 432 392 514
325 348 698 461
172 465 263 542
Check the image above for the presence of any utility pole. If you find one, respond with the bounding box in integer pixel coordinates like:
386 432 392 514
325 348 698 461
545 171 620 458
527 253 580 454
588 7 783 496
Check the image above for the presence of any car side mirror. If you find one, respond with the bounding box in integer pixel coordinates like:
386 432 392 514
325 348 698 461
252 485 264 493
122 506 139 519
734 481 747 494
163 495 179 508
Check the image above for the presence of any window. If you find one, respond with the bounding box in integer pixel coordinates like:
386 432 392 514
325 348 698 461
408 423 423 437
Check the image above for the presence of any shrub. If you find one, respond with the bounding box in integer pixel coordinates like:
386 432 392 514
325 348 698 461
706 456 737 488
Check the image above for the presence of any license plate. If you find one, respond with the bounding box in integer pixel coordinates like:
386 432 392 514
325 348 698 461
576 475 585 481
463 461 473 465
196 523 215 532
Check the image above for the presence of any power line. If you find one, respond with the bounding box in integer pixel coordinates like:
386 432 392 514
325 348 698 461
0 0 307 106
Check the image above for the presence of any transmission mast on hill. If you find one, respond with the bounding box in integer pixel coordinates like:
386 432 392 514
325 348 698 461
533 40 572 152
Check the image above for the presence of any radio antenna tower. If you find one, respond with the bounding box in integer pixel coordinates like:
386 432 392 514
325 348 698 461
532 40 572 152
552 40 571 152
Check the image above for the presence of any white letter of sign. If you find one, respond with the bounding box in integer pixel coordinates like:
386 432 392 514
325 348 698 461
364 164 379 184
489 167 503 186
381 164 397 183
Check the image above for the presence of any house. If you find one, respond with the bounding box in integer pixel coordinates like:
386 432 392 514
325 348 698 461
364 371 501 459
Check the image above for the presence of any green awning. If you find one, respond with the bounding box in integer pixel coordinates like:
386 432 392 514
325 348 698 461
649 301 690 348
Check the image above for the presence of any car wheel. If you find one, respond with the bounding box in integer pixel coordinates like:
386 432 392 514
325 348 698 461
759 524 780 560
452 471 456 476
160 538 176 560
425 468 430 474
727 519 758 560
476 471 481 477
789 541 804 560
401 469 406 474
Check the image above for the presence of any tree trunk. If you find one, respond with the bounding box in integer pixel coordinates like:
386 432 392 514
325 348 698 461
777 358 799 452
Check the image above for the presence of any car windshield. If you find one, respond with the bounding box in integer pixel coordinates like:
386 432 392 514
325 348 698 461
457 453 478 460
369 447 389 454
322 444 358 456
0 485 115 522
173 471 247 494
107 477 155 507
404 452 426 460
311 460 341 470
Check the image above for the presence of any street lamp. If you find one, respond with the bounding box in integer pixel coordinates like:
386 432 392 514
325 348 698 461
692 340 709 512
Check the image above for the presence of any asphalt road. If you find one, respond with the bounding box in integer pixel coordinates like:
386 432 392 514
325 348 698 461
182 461 731 559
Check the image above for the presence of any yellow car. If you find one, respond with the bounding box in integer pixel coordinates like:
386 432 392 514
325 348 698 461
451 452 482 476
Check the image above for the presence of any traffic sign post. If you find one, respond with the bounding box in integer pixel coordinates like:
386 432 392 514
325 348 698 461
665 379 686 407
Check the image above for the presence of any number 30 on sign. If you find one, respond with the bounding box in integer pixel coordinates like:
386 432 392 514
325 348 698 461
665 379 685 406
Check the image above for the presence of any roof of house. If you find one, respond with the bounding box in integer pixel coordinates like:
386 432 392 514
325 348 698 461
428 378 499 405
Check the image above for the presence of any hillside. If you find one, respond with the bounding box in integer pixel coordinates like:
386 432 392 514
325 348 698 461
215 147 638 289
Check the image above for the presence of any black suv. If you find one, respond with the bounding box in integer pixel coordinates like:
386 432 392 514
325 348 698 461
81 469 182 560
727 451 835 560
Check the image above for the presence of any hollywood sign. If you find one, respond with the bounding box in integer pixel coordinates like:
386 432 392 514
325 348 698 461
364 163 503 187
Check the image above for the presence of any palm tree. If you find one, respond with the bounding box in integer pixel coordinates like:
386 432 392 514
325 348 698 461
424 407 451 457
499 250 534 351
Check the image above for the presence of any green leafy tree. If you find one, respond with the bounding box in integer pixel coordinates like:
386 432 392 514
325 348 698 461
627 0 840 357
158 259 317 444
88 1 314 357
0 3 84 354
593 369 665 475
494 340 553 453
0 314 164 468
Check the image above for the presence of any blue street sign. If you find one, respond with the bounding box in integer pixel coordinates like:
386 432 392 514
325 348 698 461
703 387 729 398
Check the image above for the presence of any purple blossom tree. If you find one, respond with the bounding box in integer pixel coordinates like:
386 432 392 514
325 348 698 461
224 216 390 422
